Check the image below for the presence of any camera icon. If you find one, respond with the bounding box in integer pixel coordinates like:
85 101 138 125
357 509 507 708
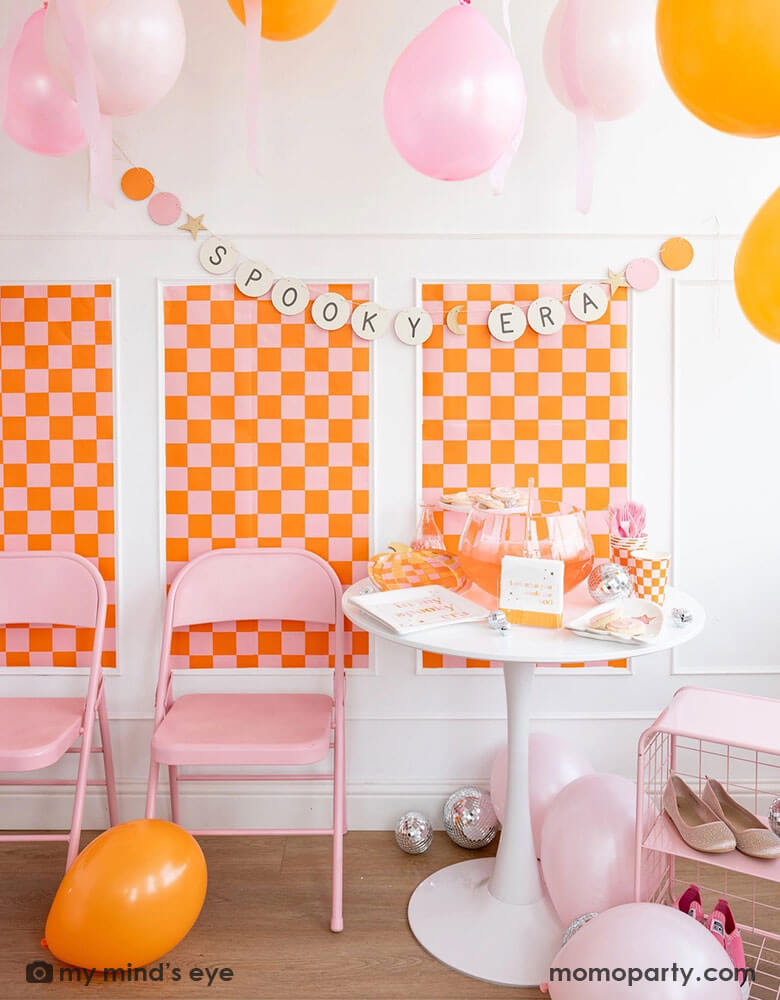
26 961 53 984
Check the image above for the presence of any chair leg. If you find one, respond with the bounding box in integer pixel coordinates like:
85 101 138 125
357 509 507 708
97 690 118 827
168 766 180 825
66 717 97 871
145 761 160 819
331 731 345 932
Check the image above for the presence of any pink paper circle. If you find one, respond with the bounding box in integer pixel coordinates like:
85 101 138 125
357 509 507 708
625 257 659 291
148 192 181 226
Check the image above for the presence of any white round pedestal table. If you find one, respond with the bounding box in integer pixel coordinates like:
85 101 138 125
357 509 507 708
343 581 705 988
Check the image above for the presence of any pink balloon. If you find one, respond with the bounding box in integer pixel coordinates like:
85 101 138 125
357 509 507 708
543 0 655 121
3 9 87 157
540 773 655 928
384 3 526 181
44 0 186 117
543 904 741 999
490 734 593 856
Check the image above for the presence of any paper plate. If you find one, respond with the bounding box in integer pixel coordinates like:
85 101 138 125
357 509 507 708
567 598 664 646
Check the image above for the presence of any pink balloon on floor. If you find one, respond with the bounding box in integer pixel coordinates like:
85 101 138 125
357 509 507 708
44 0 186 117
542 903 742 998
384 2 526 181
543 0 656 122
490 733 593 856
540 773 654 928
3 9 87 157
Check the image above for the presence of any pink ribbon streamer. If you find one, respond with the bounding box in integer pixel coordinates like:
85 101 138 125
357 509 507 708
0 0 31 129
559 0 595 214
489 0 525 196
244 0 262 173
55 0 113 206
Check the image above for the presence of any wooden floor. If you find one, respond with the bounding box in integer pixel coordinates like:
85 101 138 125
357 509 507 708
1 831 546 1000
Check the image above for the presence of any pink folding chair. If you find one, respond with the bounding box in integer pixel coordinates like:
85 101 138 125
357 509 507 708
145 547 347 932
0 551 118 869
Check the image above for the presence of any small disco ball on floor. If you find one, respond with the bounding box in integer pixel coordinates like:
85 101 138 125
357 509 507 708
394 811 433 854
443 787 498 849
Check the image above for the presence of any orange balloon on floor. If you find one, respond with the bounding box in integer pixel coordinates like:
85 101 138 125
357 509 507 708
657 0 780 137
735 187 780 343
44 820 207 972
226 0 337 41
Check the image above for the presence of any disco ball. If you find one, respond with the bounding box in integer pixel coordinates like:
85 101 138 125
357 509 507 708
443 787 499 849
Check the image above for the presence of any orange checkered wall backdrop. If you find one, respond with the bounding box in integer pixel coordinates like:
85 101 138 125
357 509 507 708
419 281 629 670
163 282 371 669
0 284 116 668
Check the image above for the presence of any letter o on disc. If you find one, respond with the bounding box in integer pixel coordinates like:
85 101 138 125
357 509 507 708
312 292 351 331
199 236 239 275
488 303 526 342
271 278 310 317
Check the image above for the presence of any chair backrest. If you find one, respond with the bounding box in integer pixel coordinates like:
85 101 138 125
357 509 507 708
0 550 105 630
168 548 342 628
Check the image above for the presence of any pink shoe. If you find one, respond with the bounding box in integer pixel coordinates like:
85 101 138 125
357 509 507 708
707 899 751 999
677 884 704 923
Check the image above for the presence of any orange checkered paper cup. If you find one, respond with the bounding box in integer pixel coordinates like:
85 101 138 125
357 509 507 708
613 548 671 603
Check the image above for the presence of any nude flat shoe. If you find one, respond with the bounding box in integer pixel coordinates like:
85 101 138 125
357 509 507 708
702 777 780 860
663 776 736 854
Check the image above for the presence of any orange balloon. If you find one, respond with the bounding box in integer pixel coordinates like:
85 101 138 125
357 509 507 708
735 186 780 343
657 0 780 137
226 0 337 41
44 820 207 971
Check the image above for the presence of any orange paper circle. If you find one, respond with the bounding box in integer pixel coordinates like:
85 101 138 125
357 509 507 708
660 237 694 272
226 0 338 41
121 167 155 201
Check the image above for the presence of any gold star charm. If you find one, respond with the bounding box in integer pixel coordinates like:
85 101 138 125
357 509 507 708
179 213 206 241
608 268 628 295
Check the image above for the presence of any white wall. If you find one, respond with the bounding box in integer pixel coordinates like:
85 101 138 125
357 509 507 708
1 0 779 831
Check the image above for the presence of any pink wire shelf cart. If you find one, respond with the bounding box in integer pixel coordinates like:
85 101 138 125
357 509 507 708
635 687 780 999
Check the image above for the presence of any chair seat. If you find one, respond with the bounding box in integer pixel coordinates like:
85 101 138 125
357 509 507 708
151 693 335 766
0 698 84 771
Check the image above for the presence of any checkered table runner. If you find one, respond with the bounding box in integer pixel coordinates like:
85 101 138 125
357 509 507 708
419 281 629 670
0 284 116 667
163 282 371 669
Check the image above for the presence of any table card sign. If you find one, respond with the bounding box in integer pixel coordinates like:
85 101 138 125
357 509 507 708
499 557 564 628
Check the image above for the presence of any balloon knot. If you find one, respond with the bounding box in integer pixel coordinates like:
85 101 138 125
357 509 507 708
40 938 47 949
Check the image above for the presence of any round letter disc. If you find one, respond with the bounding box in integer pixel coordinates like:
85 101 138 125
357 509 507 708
569 283 609 322
235 260 275 298
394 308 434 346
312 292 351 331
527 296 566 335
351 302 390 341
488 303 526 342
271 278 310 316
199 236 239 275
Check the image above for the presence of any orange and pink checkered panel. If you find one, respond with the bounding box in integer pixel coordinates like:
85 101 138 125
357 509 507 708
163 282 371 669
0 284 116 668
419 281 629 670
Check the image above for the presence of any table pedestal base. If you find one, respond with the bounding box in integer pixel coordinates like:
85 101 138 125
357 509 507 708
408 857 562 987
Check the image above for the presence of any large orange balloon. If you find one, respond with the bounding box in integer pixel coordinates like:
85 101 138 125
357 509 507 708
735 187 780 343
657 0 780 137
226 0 337 41
44 820 207 971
